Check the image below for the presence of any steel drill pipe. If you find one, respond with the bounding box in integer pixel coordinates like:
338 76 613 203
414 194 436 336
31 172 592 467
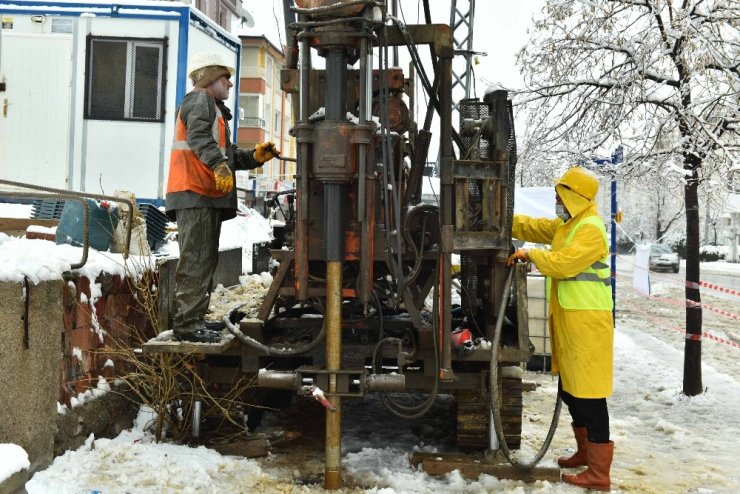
325 261 343 490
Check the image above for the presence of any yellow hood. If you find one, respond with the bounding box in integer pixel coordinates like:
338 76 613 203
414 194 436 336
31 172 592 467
555 167 599 218
557 184 593 217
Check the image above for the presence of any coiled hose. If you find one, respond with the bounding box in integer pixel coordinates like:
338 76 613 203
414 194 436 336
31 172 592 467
488 267 562 469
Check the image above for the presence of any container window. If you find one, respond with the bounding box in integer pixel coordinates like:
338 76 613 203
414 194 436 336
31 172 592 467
85 36 167 122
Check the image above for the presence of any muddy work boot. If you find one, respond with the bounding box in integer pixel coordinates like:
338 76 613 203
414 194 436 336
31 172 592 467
562 440 614 491
204 319 225 331
174 321 222 343
558 425 588 468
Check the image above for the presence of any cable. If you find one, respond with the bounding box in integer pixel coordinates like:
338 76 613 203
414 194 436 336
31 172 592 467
402 204 433 285
381 18 406 297
387 15 464 153
377 23 396 301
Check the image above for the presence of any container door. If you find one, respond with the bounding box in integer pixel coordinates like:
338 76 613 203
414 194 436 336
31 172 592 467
0 32 72 189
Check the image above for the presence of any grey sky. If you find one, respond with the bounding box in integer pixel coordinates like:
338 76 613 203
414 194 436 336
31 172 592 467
239 1 541 92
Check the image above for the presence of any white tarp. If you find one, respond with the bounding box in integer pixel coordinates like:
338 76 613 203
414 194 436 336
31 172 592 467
514 186 556 218
421 180 557 219
633 244 651 295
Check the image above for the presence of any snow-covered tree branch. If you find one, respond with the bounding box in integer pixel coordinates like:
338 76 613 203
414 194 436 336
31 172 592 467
517 0 739 178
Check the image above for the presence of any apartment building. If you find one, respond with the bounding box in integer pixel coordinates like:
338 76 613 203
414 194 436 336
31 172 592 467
236 35 295 200
177 0 243 31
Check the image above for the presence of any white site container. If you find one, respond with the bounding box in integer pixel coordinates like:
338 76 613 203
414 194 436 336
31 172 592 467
0 0 241 205
527 274 550 359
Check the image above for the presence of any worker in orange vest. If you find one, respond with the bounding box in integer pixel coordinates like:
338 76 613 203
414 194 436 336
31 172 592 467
166 51 278 343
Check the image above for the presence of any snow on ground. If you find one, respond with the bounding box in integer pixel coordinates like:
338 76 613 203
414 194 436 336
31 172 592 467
3 202 740 492
15 273 740 494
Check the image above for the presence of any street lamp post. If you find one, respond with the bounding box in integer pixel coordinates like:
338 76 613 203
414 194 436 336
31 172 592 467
591 145 623 327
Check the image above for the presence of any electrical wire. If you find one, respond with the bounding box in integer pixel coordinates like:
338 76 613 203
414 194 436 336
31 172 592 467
377 13 407 305
382 20 405 291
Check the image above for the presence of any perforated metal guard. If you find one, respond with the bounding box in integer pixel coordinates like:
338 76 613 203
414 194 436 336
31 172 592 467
459 98 491 160
505 100 517 241
458 99 492 315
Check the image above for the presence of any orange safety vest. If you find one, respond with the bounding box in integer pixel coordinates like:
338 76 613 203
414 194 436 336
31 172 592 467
167 106 228 197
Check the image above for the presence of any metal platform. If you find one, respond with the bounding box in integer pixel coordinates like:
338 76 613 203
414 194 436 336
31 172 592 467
141 330 238 355
410 452 561 483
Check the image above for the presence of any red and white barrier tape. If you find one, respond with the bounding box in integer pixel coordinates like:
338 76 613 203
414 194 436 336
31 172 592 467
650 294 740 322
623 301 740 349
614 272 740 322
616 254 740 298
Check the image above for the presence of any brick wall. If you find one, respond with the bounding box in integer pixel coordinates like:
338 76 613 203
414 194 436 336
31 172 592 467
60 272 156 406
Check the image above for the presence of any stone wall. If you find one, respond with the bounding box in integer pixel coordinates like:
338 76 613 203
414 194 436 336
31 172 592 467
0 273 147 483
0 279 64 473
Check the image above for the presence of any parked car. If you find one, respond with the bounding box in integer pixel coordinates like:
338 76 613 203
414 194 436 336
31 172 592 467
649 244 680 273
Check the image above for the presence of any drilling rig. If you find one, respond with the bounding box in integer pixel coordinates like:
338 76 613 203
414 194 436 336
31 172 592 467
216 0 538 488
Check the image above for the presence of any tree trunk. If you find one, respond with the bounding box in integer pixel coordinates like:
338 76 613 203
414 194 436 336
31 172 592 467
683 162 703 396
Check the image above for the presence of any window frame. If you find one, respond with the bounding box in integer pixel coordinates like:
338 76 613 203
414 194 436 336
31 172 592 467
238 93 264 128
84 35 168 123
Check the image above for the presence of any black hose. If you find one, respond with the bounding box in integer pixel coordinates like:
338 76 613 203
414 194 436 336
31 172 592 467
488 267 562 469
387 15 464 153
223 304 326 356
374 260 440 420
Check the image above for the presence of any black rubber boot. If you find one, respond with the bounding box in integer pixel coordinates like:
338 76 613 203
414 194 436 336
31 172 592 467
204 320 225 331
174 322 222 343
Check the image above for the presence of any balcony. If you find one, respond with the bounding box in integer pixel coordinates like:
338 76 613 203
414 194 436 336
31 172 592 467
239 116 265 128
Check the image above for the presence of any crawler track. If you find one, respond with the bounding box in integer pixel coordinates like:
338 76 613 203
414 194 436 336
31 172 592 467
456 375 522 450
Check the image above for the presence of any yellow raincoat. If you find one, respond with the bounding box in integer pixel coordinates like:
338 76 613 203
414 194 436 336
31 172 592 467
512 170 614 399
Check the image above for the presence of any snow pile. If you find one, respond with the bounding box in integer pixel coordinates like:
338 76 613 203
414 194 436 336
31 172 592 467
221 206 274 251
0 232 128 284
24 429 276 494
0 205 274 283
0 444 29 483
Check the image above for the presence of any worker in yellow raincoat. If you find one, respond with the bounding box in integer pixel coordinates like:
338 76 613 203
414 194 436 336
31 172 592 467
508 167 614 492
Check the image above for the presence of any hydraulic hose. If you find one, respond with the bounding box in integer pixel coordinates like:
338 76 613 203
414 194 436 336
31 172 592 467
488 267 562 469
223 304 326 356
374 262 440 420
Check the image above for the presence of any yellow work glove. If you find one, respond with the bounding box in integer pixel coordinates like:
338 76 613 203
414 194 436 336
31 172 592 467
213 162 234 194
254 141 280 163
507 248 529 267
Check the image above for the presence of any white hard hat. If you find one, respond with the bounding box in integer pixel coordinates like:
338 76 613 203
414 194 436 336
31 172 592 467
188 51 235 79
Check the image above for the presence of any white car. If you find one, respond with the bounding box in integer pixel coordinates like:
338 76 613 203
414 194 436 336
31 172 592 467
649 244 680 273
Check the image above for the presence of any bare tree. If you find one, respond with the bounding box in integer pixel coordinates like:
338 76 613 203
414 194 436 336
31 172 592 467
517 0 740 395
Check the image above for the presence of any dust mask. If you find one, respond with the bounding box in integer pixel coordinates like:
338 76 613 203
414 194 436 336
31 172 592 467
556 204 571 222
